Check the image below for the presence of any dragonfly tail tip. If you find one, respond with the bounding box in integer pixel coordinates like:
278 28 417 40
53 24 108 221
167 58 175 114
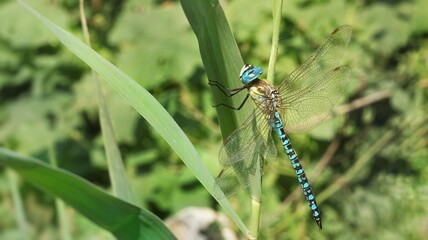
317 220 323 230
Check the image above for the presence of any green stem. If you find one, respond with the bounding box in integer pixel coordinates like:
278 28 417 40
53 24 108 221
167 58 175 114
267 0 284 83
79 0 134 202
248 1 284 236
249 197 262 239
7 169 30 240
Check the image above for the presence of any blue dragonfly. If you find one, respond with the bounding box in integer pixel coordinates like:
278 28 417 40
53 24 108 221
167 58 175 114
210 25 352 229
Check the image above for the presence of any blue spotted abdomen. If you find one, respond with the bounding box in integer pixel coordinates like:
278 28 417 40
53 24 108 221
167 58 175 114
272 111 322 229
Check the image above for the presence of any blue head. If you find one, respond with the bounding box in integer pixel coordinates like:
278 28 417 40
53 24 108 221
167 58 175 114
239 64 263 85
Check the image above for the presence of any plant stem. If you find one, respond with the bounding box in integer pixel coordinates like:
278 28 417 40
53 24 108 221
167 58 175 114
79 0 133 202
248 1 284 237
249 197 261 239
267 0 284 83
7 169 30 240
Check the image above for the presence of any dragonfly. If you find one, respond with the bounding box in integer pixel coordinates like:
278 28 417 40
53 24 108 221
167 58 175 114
210 25 352 229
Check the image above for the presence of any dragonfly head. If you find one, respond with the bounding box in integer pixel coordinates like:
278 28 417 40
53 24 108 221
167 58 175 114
240 64 263 85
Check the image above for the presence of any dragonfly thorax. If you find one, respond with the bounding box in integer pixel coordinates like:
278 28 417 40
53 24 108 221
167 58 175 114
249 80 281 115
240 64 282 116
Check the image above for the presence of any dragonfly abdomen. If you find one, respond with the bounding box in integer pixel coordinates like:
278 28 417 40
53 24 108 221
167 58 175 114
272 111 322 229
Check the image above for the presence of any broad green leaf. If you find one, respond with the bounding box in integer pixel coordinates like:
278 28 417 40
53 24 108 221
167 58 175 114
0 148 175 239
181 0 252 138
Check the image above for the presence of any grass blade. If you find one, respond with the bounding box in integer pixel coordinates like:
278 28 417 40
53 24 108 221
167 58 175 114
0 148 175 239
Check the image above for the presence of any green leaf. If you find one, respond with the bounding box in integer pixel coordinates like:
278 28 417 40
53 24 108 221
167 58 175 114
15 0 248 237
181 0 252 138
0 148 175 240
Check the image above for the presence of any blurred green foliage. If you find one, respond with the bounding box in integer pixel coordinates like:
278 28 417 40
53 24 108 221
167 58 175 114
0 0 427 239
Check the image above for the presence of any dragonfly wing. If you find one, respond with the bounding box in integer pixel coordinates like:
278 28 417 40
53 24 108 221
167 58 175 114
278 25 352 133
281 66 351 133
218 110 276 165
215 153 265 198
215 109 277 198
264 130 277 162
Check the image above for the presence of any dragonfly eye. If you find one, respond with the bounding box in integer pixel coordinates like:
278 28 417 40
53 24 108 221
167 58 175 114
240 65 263 84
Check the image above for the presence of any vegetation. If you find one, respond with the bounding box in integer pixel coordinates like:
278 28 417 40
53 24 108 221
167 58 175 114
0 0 427 239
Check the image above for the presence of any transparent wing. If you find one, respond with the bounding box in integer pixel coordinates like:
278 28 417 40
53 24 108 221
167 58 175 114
278 25 352 133
215 109 277 198
218 110 276 165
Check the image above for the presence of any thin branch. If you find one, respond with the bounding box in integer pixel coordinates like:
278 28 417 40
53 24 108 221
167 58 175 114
335 90 391 115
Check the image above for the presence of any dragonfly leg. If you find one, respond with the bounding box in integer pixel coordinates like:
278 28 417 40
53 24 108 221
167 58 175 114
212 93 249 110
208 80 246 97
